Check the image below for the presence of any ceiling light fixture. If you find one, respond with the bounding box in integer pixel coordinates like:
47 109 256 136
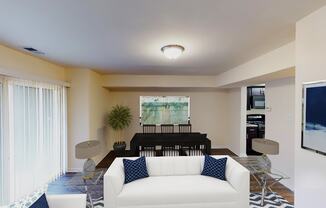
161 44 185 59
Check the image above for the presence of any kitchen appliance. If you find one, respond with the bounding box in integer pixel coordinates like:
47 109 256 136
247 114 265 155
252 95 265 109
247 86 265 110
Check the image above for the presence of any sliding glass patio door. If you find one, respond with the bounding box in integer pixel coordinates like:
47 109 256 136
0 78 67 205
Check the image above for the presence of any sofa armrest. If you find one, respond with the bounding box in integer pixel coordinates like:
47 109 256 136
46 194 86 208
104 158 125 208
225 156 250 208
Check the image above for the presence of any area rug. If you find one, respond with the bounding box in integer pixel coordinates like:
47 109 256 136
91 192 294 208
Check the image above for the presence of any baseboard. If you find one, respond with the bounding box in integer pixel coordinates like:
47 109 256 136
211 145 228 149
239 153 248 157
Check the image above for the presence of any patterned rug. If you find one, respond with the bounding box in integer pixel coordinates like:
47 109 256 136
92 192 294 208
92 200 104 208
250 192 294 208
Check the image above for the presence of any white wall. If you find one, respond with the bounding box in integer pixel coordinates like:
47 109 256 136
265 77 295 190
247 109 265 115
216 42 295 87
223 87 247 156
295 5 326 207
225 88 242 155
106 90 229 150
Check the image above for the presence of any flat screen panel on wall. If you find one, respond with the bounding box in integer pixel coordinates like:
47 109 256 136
302 82 326 155
140 96 190 125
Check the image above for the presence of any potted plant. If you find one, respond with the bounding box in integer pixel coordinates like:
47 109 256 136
105 105 132 156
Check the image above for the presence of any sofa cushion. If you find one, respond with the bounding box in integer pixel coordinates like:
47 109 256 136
201 155 227 180
146 156 202 176
117 175 238 206
30 194 49 208
123 156 149 184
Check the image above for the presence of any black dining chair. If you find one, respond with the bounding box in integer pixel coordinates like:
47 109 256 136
161 124 174 133
143 124 156 133
179 124 192 133
181 145 204 156
162 145 180 157
139 145 156 157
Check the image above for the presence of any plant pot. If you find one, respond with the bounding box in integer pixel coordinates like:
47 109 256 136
113 141 126 156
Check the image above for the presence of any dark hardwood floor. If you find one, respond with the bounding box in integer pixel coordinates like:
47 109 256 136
96 151 116 169
49 148 294 205
96 148 238 168
210 148 238 156
250 175 294 204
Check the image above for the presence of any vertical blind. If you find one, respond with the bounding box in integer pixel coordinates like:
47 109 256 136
0 78 67 205
0 83 4 206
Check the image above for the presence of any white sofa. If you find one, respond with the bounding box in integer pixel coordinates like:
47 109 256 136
104 155 249 208
46 194 87 208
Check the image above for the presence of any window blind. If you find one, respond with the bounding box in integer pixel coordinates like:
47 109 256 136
0 78 67 205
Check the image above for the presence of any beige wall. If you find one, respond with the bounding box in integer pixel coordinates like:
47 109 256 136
0 44 108 172
0 44 111 171
265 77 295 190
106 90 229 150
66 68 91 171
103 59 295 90
102 75 217 89
0 44 66 83
295 5 326 207
89 70 110 164
66 68 110 171
225 88 242 155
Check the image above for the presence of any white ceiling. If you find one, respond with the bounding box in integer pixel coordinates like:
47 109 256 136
0 0 326 75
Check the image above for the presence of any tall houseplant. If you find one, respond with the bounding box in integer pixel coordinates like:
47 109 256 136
105 105 132 155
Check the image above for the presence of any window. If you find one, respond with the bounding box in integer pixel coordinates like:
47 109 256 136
140 96 190 125
0 78 67 205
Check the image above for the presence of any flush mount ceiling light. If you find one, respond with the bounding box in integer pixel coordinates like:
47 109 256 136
161 44 185 59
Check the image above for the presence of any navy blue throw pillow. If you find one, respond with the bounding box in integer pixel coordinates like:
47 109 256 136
123 156 149 184
201 155 227 180
29 194 49 208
